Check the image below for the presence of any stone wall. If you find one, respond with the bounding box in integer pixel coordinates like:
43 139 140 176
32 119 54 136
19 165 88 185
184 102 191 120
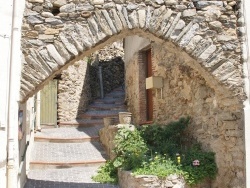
20 0 245 103
153 43 244 188
125 40 245 187
118 170 186 188
91 40 124 61
99 117 119 160
89 57 125 99
58 54 124 122
57 59 90 122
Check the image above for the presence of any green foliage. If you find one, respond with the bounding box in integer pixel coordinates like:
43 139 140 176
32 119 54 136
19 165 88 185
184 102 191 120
91 161 118 184
181 144 218 185
92 117 217 186
133 153 186 178
92 127 147 183
113 127 148 170
87 56 93 64
139 117 190 156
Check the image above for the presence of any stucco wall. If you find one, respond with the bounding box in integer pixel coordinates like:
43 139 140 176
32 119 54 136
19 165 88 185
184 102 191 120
124 36 150 64
125 36 150 123
125 38 245 188
243 0 250 187
0 0 25 187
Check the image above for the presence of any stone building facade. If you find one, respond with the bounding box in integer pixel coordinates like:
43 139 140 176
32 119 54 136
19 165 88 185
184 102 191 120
125 35 244 188
20 0 248 187
1 0 250 187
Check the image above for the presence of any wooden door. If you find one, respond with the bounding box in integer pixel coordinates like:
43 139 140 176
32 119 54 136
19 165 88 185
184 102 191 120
40 80 58 126
146 49 153 121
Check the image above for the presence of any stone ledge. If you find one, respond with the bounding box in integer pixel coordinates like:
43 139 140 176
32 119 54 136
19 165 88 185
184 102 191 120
118 169 186 188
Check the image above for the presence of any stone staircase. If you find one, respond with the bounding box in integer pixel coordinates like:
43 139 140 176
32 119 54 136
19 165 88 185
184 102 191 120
24 87 126 188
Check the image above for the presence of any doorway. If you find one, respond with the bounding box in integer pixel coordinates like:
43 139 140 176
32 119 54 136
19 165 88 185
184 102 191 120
146 49 153 121
40 80 58 127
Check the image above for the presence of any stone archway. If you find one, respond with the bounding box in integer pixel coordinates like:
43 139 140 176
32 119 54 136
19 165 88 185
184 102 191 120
21 0 244 103
21 1 246 187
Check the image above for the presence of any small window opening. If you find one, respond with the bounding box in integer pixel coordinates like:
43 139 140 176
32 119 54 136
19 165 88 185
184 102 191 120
51 7 60 16
232 4 237 13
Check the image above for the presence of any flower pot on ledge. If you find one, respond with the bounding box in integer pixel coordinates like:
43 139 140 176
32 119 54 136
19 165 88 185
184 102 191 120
119 112 132 124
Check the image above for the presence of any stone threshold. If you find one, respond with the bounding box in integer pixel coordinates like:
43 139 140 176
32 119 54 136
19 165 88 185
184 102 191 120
58 121 104 127
34 136 100 143
30 159 106 169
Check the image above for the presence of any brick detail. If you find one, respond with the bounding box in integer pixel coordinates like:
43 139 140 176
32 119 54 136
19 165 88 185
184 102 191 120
138 51 147 124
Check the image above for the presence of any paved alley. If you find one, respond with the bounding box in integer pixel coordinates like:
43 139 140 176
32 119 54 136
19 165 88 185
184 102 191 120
24 87 126 188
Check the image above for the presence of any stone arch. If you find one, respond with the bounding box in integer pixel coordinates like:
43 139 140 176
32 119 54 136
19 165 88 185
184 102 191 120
21 0 244 102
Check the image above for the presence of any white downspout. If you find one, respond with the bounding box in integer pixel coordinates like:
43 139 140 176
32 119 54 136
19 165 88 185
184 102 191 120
7 0 23 187
243 0 250 187
36 92 41 131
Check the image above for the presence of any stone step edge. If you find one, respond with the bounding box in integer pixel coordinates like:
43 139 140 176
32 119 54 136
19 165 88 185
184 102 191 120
34 136 100 143
58 122 104 127
93 101 124 104
79 113 119 118
29 159 106 168
89 106 126 110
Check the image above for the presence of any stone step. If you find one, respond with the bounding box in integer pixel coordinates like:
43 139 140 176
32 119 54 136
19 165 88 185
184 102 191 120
93 98 124 105
35 136 100 143
78 110 120 120
35 126 101 139
59 119 104 127
30 159 106 169
105 91 125 95
104 94 125 99
25 167 119 187
88 105 127 111
30 141 107 169
34 126 101 142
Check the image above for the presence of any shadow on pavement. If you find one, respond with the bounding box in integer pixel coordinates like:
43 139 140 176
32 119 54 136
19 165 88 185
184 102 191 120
24 179 119 188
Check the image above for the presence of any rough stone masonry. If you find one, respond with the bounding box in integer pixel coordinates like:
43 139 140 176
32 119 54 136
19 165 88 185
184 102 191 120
21 0 245 102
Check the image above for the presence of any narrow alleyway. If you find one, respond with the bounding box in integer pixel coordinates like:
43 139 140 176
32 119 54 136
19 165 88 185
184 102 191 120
24 87 126 188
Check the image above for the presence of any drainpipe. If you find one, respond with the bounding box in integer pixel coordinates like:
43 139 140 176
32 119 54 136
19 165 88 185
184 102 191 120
242 0 250 187
99 66 104 99
7 0 22 187
36 92 41 131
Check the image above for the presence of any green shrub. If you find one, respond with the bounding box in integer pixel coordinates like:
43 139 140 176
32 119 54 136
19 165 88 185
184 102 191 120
92 161 118 184
181 144 217 185
113 127 148 170
92 117 217 186
133 153 186 178
139 117 190 156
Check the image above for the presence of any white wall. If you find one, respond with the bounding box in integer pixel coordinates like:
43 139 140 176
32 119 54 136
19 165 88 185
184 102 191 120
0 0 14 187
124 36 150 64
17 98 35 188
0 0 25 187
244 0 250 186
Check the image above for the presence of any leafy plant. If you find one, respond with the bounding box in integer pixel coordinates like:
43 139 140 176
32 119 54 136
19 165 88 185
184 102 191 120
113 127 148 170
133 153 186 178
92 127 147 183
91 161 118 184
92 117 217 186
139 117 190 156
181 144 217 185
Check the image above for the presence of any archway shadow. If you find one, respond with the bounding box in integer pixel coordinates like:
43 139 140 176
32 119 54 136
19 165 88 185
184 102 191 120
24 179 119 188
